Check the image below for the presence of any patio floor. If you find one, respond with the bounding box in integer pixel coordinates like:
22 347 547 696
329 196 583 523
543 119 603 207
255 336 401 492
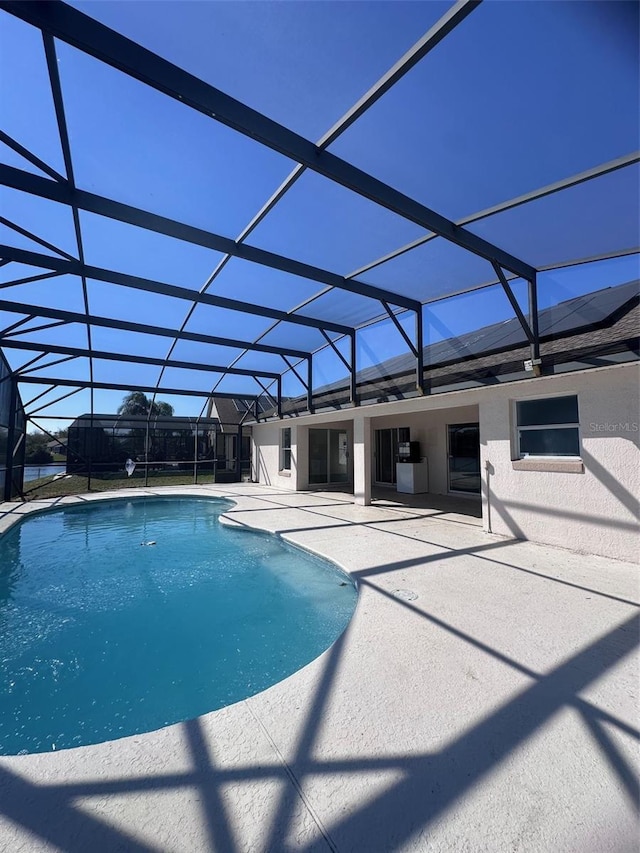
371 488 482 525
0 483 638 852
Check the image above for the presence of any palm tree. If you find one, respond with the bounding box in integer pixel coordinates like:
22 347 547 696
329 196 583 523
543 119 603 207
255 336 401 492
155 401 174 416
117 392 174 418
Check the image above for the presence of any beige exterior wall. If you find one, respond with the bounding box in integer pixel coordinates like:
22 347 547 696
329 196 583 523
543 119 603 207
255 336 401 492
252 419 353 491
251 363 640 561
252 420 295 489
478 363 639 562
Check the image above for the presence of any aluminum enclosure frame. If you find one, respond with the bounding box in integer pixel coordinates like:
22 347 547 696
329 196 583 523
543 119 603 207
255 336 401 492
1 0 635 458
0 0 544 425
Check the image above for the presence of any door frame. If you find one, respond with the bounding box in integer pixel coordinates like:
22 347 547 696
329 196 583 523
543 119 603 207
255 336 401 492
447 422 481 496
374 426 411 486
308 428 350 485
374 428 397 485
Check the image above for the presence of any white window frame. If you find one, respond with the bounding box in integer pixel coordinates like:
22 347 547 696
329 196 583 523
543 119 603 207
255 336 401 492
280 427 292 471
514 394 581 459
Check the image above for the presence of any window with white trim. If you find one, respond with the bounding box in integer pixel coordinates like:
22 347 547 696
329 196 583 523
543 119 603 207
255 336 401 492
516 395 580 457
280 427 291 471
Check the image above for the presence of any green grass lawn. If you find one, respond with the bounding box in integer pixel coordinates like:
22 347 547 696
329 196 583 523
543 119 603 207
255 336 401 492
21 471 218 501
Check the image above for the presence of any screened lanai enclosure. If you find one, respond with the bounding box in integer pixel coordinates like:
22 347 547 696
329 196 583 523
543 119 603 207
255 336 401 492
0 0 638 500
66 415 252 485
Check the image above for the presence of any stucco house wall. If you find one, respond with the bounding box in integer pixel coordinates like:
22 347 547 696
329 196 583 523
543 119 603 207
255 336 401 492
252 419 353 491
251 363 639 561
253 420 287 489
478 363 639 562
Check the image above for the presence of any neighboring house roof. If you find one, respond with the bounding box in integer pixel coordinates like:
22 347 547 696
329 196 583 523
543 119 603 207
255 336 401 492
263 280 639 418
208 397 270 432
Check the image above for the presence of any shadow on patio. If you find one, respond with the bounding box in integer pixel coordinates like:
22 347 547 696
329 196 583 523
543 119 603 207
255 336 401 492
1 574 637 850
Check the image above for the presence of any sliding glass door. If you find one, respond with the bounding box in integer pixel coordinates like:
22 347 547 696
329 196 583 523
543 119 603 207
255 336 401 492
309 429 349 485
374 427 409 485
375 429 397 485
447 423 480 494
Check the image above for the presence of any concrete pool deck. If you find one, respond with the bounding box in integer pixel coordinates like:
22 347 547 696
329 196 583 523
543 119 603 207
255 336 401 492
0 483 638 852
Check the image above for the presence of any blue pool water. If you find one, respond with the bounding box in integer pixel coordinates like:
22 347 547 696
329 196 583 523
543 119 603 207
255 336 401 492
0 497 357 755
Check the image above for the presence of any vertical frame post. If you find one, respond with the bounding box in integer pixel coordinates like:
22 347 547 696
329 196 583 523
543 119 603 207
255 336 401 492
144 418 150 487
235 424 243 481
213 423 219 483
528 271 540 362
193 422 198 484
350 330 358 407
415 306 425 394
4 377 17 502
306 356 314 414
87 392 93 492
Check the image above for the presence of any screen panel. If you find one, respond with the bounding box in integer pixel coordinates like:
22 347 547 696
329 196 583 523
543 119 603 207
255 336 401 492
249 169 425 276
296 288 389 328
169 338 246 367
469 164 640 270
0 185 79 259
330 2 639 221
258 323 334 352
0 11 65 175
86 279 193 328
56 40 295 237
0 274 87 314
184 303 280 343
68 1 448 140
7 320 89 351
361 236 495 303
207 257 324 313
79 211 226 290
92 360 162 388
25 357 92 384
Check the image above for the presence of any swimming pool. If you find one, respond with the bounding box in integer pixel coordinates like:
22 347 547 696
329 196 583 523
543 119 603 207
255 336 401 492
0 496 357 755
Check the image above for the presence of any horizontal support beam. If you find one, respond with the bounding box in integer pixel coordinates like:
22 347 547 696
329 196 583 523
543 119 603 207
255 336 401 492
222 0 482 267
349 152 640 284
0 243 352 335
0 164 420 311
15 374 259 400
463 151 640 228
0 338 281 381
0 298 310 358
0 2 535 281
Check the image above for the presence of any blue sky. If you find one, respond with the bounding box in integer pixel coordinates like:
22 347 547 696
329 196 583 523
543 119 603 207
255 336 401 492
0 0 638 428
